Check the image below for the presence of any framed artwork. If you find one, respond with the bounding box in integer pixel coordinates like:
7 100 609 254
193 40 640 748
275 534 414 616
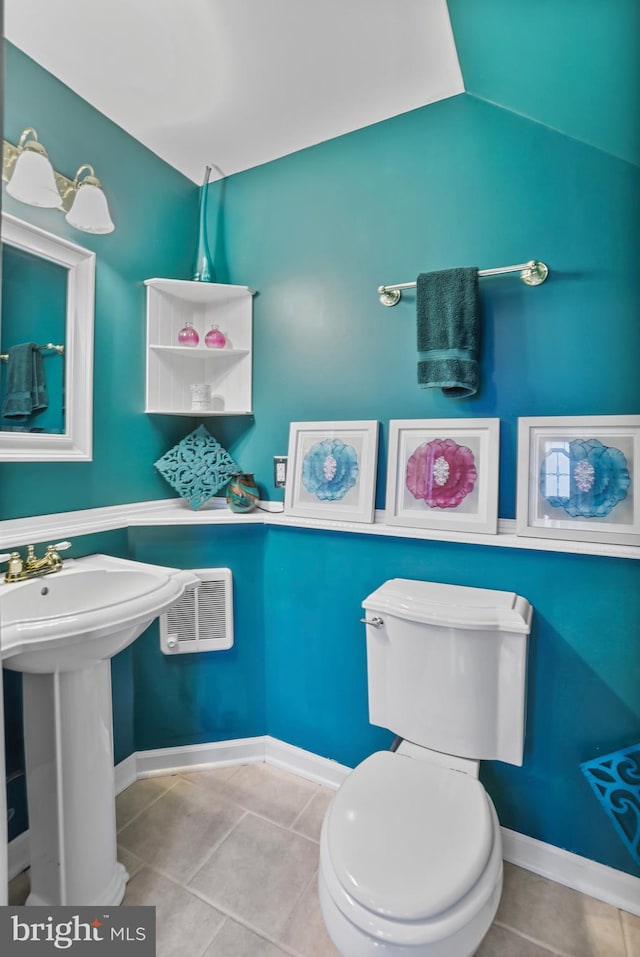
516 415 640 546
284 420 379 523
385 418 500 534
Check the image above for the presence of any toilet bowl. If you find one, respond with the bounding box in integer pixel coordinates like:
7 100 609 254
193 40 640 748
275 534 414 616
319 751 503 957
317 579 533 956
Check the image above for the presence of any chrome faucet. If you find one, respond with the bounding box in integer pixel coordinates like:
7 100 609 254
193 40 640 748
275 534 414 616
0 541 72 582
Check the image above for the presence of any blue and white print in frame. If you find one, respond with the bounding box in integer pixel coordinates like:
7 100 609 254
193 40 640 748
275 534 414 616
284 421 379 523
516 415 640 546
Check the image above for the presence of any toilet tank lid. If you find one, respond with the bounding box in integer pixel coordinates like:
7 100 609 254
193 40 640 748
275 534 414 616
362 579 532 634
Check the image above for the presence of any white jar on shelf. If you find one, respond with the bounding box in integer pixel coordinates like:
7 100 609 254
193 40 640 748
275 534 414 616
190 382 212 411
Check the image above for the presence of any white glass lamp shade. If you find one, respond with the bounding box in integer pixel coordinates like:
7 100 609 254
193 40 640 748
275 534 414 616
6 148 61 208
65 181 115 234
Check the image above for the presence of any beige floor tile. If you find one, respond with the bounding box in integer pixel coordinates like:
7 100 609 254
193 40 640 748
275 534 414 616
123 866 225 957
179 764 242 786
291 788 334 843
185 762 319 828
621 910 640 956
116 775 180 831
118 778 244 884
477 923 560 956
8 868 30 905
203 918 292 957
189 812 319 939
13 760 632 957
276 872 340 957
497 863 626 957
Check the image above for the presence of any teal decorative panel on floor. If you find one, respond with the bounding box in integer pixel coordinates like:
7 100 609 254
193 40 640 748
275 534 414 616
581 744 640 867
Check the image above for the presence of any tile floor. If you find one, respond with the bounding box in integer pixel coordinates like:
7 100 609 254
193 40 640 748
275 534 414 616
9 762 640 957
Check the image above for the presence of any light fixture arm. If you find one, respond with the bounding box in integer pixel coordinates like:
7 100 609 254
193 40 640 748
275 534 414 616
58 164 103 212
17 128 43 152
73 164 99 187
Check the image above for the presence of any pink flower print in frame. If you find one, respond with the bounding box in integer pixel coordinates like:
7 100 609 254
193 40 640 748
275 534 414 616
406 437 477 509
385 419 500 535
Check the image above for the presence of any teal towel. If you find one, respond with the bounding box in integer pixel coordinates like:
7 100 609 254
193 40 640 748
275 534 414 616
1 342 49 418
416 267 480 397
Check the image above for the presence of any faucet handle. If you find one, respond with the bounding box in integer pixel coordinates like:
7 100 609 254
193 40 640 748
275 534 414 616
1 551 24 579
0 550 21 561
46 541 72 553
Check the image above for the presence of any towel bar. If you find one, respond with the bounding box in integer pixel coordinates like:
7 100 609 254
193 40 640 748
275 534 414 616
1 343 65 362
378 260 549 306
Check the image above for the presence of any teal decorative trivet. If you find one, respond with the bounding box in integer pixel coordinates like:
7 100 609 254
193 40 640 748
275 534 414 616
580 743 640 866
154 424 238 509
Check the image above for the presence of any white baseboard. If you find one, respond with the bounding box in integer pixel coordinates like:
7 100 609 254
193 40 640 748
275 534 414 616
263 736 352 789
501 826 640 917
133 736 267 781
121 735 350 790
9 736 640 917
114 753 137 795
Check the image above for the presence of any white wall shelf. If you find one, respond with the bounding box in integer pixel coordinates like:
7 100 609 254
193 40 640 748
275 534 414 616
1 499 638 561
145 278 254 416
149 345 250 358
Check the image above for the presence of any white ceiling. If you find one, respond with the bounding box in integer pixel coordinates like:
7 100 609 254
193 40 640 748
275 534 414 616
5 0 464 184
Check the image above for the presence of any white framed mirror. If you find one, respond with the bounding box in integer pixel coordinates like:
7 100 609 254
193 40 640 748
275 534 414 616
0 212 95 461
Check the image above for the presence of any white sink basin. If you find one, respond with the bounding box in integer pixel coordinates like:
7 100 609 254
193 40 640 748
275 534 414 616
0 553 197 673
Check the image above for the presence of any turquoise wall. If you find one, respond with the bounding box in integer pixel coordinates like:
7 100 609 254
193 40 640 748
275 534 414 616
0 42 200 520
448 0 640 167
3 18 640 882
210 92 639 876
127 525 266 753
216 93 639 515
1 42 197 840
264 529 639 875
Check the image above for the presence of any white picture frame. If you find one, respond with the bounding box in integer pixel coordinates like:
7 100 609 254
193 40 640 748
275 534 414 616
385 418 500 534
516 415 640 546
284 420 379 523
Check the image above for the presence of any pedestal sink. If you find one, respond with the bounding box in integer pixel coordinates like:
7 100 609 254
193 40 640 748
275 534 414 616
0 554 197 907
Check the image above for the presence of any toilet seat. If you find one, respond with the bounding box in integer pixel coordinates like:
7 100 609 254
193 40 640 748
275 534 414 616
320 751 502 949
325 751 493 922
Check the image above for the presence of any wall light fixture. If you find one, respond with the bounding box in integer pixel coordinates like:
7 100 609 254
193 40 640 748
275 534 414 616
2 127 115 234
64 165 115 235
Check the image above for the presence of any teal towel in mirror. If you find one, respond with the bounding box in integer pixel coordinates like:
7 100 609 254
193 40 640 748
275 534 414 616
1 342 49 418
416 267 480 397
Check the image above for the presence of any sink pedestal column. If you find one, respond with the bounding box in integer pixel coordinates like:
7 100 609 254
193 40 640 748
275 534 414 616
22 660 128 906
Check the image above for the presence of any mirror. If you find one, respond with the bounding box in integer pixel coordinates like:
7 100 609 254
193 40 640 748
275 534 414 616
0 212 95 460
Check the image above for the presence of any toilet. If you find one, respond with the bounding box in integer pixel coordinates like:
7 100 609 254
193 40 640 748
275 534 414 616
318 579 533 957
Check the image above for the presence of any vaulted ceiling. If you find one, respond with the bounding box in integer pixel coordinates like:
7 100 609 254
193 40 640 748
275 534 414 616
4 0 464 183
5 0 638 183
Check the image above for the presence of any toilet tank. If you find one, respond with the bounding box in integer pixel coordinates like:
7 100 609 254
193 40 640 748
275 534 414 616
362 579 533 766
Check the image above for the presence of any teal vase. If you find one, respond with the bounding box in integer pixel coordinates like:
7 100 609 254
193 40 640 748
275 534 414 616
193 165 215 282
226 473 259 513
